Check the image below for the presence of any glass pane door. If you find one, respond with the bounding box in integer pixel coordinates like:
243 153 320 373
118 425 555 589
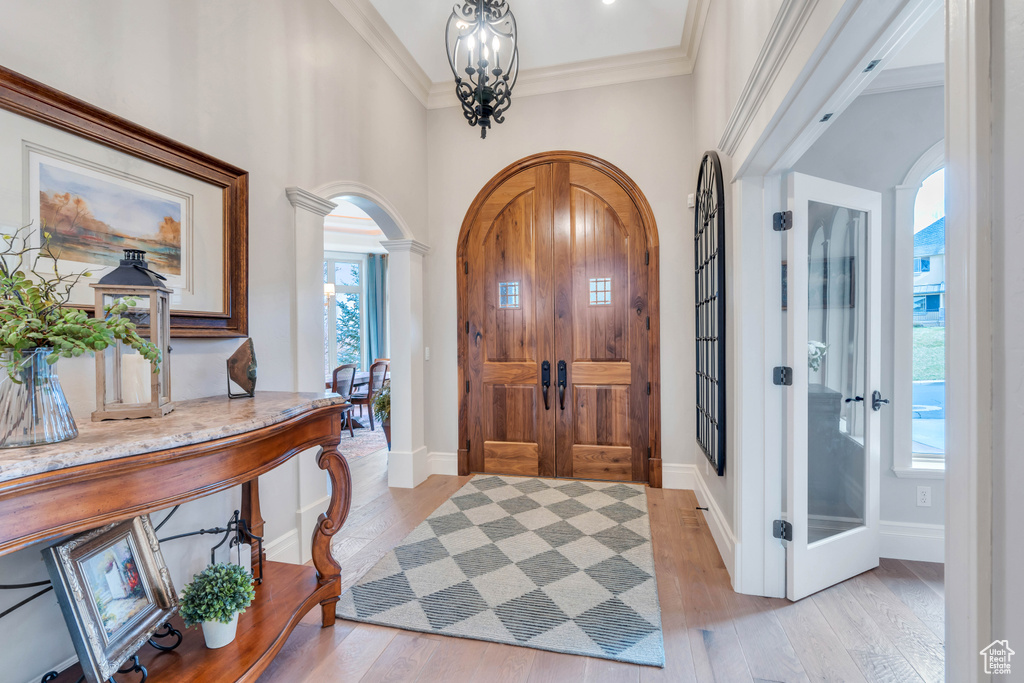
785 173 881 601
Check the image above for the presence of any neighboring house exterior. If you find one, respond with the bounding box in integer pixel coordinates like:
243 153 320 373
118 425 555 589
914 216 945 325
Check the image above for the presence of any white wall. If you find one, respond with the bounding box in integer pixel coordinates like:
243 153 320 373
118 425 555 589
792 86 946 528
990 0 1024 657
422 76 695 483
0 1 427 681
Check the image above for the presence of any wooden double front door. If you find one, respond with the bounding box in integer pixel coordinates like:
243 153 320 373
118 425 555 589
457 152 661 484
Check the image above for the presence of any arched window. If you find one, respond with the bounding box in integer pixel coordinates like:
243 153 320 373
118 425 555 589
909 168 945 466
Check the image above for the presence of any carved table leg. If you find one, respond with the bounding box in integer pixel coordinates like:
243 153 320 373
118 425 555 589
240 478 266 571
312 442 352 627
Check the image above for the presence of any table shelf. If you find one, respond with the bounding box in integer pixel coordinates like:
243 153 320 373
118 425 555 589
49 561 330 683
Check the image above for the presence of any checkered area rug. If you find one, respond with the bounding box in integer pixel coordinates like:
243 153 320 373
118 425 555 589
336 475 665 667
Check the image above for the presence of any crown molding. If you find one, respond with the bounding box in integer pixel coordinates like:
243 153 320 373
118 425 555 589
862 62 944 95
718 0 820 156
427 45 693 110
286 187 336 216
331 0 711 111
328 0 432 107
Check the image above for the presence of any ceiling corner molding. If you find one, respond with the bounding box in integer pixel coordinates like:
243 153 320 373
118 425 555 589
328 0 432 107
680 0 713 65
286 186 336 216
718 0 820 156
862 63 944 95
427 46 692 110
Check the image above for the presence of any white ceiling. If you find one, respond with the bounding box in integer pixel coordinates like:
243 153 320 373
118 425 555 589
368 0 692 83
885 8 944 70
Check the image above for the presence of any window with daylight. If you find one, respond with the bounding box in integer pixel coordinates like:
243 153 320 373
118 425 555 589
324 254 367 376
589 277 612 305
910 168 945 469
498 282 520 309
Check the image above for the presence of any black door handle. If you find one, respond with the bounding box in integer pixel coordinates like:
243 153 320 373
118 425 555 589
872 390 890 411
557 360 567 410
844 396 864 403
541 361 551 410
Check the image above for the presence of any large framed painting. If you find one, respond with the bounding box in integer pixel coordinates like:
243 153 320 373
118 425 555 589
0 65 247 336
42 515 178 683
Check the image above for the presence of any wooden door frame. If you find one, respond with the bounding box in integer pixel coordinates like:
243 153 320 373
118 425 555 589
456 151 662 486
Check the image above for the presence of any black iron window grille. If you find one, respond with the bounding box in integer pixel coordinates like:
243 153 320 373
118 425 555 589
695 151 726 476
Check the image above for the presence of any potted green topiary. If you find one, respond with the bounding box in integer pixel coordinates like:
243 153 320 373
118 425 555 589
178 562 256 649
373 381 391 450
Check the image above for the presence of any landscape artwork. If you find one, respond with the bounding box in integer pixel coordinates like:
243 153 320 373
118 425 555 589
36 159 182 275
79 536 151 642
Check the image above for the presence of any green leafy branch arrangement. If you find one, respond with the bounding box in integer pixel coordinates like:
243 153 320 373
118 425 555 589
373 380 391 425
0 226 160 379
178 562 256 627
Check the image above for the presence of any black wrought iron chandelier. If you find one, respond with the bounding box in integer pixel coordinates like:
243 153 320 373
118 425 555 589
446 0 519 139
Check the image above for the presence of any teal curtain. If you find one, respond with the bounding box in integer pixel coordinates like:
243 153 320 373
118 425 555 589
365 254 388 363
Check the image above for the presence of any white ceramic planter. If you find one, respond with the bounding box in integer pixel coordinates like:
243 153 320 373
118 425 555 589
201 613 239 649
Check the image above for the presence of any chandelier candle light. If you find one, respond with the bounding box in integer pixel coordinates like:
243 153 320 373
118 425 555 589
446 0 519 139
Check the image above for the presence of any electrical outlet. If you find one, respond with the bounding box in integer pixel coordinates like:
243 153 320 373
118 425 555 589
424 346 431 361
917 486 932 507
687 193 696 208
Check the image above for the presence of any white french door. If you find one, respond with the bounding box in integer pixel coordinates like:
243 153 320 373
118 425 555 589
784 173 882 601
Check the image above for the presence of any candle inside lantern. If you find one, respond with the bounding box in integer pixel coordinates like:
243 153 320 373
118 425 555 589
120 352 150 404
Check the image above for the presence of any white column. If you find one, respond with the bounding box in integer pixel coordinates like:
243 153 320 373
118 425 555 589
286 187 335 562
381 239 430 488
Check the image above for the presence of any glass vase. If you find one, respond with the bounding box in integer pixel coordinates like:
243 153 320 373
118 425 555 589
0 348 78 448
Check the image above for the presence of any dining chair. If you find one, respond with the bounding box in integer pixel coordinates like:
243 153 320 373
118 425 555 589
350 360 388 431
331 363 358 438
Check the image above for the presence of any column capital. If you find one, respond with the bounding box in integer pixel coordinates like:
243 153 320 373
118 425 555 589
381 239 431 256
286 187 336 216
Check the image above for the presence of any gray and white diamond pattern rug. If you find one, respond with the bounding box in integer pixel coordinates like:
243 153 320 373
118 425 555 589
336 475 665 667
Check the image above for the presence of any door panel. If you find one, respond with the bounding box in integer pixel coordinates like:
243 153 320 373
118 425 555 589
555 162 650 482
785 173 881 600
466 165 555 477
460 154 656 483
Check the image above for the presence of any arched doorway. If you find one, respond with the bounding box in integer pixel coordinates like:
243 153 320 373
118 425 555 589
456 151 662 485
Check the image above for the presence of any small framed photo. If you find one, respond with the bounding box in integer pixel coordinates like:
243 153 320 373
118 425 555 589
42 515 177 683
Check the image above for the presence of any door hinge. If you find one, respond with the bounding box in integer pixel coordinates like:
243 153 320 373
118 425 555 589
773 519 793 542
465 321 469 334
773 366 793 386
465 380 470 393
467 440 470 451
647 446 652 459
646 316 650 330
645 250 650 266
647 381 651 395
463 262 468 274
773 210 793 232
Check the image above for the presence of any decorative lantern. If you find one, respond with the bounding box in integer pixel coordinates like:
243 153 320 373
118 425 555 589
91 249 173 421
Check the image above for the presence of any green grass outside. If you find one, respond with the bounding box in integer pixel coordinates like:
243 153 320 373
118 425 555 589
913 326 945 381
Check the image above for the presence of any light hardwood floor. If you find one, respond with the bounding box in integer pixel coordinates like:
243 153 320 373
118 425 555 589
257 451 945 683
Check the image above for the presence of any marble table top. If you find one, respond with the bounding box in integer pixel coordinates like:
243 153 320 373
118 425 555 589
0 391 347 484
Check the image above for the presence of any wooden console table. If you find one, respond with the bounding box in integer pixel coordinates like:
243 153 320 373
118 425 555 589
0 391 352 683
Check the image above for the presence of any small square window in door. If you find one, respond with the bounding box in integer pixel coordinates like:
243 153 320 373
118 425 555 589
498 282 521 309
589 277 612 305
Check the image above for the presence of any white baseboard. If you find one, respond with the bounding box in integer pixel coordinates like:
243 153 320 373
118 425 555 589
265 529 300 564
296 494 331 564
30 655 78 683
428 451 458 476
880 520 945 563
662 462 737 585
388 446 430 488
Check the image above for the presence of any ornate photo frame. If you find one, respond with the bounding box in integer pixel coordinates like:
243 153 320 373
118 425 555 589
42 515 178 683
0 65 248 337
